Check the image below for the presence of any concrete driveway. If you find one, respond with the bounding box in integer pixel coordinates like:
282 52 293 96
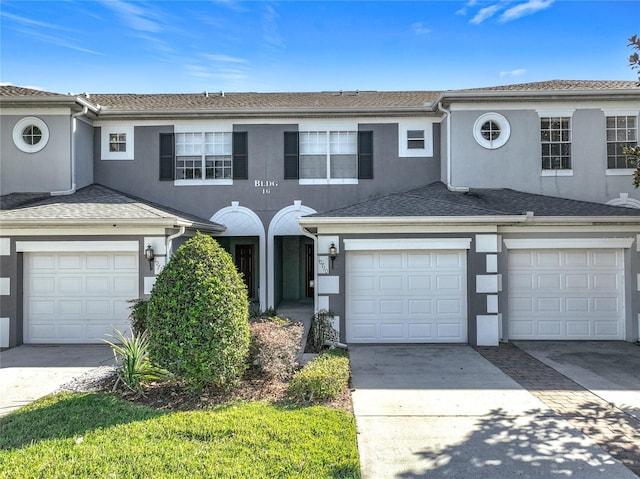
0 345 115 417
350 344 637 479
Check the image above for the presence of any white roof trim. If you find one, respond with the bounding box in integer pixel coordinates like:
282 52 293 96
503 238 635 250
343 238 472 251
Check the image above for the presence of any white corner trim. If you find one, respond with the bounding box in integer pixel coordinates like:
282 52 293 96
541 169 573 177
144 277 157 295
503 238 635 250
0 278 10 296
475 234 499 253
343 238 472 251
476 315 499 346
16 241 139 252
0 238 10 256
0 317 9 348
476 275 499 293
317 276 340 295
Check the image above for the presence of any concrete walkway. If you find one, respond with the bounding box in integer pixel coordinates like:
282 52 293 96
0 345 114 417
350 344 637 479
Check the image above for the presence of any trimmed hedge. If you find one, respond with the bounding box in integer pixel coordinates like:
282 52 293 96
146 232 250 389
288 351 350 402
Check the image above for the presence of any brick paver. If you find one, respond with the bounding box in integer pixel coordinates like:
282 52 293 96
475 343 640 477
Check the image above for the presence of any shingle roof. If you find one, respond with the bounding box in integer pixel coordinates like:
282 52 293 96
87 91 440 112
0 85 70 97
309 182 640 218
0 184 224 230
453 80 640 93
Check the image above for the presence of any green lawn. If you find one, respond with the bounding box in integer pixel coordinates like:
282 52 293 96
0 393 360 479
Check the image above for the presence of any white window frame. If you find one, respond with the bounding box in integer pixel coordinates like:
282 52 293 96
101 124 134 160
398 121 433 157
297 121 359 185
174 131 233 186
605 114 638 171
13 117 49 153
473 112 510 149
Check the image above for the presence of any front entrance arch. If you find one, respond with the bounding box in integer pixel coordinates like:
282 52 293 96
211 202 266 308
267 201 316 308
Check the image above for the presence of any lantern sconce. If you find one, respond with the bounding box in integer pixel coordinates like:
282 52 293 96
144 244 155 270
329 242 338 269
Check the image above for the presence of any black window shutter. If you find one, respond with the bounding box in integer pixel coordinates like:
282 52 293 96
159 133 175 181
358 131 373 179
284 131 299 179
232 132 248 179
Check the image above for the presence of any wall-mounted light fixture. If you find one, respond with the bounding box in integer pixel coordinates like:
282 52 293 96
329 242 338 269
144 244 155 270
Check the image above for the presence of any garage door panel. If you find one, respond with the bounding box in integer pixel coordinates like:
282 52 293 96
408 299 432 314
508 248 624 340
347 249 467 343
25 252 138 343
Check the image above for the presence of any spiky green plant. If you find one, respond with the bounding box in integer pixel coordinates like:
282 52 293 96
103 328 172 393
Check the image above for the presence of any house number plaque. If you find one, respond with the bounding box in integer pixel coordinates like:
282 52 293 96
254 180 278 194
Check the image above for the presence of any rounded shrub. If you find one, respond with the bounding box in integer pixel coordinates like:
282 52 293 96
146 232 250 389
288 351 350 402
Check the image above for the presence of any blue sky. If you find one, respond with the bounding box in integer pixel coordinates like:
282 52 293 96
1 1 638 94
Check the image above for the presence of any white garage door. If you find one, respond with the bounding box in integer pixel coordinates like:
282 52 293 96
346 250 467 343
508 249 625 340
24 252 139 343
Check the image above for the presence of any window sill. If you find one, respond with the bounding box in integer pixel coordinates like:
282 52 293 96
540 170 573 177
299 178 359 185
606 168 635 176
101 156 134 161
174 179 233 186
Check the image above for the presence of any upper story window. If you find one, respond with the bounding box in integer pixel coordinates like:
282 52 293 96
299 131 357 180
284 129 373 184
109 133 127 152
473 112 510 149
606 116 637 169
407 130 425 149
13 117 49 153
540 117 571 170
101 125 134 160
175 132 232 180
158 130 247 185
398 122 433 157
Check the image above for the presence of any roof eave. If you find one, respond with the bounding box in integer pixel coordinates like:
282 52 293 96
0 217 226 232
95 105 437 120
298 215 640 226
436 89 640 105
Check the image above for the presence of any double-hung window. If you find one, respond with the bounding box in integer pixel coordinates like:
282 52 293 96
540 117 571 170
407 130 425 149
299 131 357 181
606 116 637 169
175 132 232 180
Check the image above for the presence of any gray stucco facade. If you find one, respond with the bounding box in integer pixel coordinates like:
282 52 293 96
2 81 640 348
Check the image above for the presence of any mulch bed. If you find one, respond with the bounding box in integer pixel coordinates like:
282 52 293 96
96 366 353 413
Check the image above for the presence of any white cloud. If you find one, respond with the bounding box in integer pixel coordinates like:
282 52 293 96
499 0 554 23
262 5 283 47
203 54 246 64
100 0 163 33
500 68 527 77
471 4 503 24
456 0 479 16
412 22 431 35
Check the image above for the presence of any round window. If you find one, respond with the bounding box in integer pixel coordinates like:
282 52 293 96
473 113 510 149
13 117 49 153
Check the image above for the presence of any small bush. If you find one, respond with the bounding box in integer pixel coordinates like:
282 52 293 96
146 232 250 390
288 352 350 402
128 298 149 334
249 319 304 380
103 328 171 393
249 304 278 319
308 309 337 352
